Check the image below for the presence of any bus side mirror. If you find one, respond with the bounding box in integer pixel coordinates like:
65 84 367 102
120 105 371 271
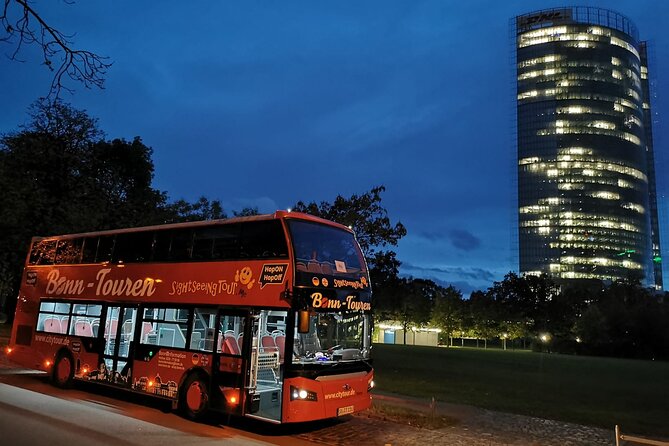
297 310 310 334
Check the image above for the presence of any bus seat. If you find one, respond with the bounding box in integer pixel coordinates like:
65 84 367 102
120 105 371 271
237 335 244 353
321 262 333 275
296 262 308 272
105 319 119 337
61 316 70 334
141 322 154 342
274 334 285 362
122 320 134 340
262 335 278 354
75 319 94 337
43 317 62 334
307 261 322 273
223 335 240 355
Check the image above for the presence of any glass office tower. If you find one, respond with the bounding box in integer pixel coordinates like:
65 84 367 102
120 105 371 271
514 7 662 288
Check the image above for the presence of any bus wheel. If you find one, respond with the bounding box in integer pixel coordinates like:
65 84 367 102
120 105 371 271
180 373 209 420
53 352 74 388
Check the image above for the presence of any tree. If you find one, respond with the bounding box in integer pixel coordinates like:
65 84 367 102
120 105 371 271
383 278 433 345
466 290 499 349
431 285 463 346
233 207 259 217
2 0 112 98
0 99 167 317
164 197 226 223
486 272 561 342
574 281 669 359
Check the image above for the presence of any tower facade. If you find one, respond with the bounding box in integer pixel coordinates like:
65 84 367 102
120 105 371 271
514 7 662 288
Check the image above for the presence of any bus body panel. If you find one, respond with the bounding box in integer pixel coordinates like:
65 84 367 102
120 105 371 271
282 372 373 422
18 261 293 308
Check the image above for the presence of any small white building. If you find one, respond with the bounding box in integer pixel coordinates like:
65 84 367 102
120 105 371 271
375 323 439 347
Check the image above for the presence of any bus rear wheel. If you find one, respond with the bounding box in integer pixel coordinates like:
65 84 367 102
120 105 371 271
180 373 209 420
52 352 74 388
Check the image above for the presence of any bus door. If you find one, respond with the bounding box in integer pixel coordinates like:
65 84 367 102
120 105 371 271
100 305 137 387
244 309 286 423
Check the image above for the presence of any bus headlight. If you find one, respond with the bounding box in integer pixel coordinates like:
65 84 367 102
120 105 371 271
290 385 317 401
368 379 375 391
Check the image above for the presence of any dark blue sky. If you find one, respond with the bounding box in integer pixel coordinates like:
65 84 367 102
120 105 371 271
1 1 668 293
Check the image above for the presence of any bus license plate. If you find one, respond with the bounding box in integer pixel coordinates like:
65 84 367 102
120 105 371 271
337 405 354 416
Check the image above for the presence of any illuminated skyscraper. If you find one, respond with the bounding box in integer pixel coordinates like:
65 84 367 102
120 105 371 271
513 7 662 288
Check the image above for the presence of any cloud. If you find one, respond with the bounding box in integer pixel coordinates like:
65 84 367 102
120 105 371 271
401 262 496 282
448 229 481 251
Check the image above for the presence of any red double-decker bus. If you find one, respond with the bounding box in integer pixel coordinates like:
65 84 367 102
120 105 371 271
7 211 374 423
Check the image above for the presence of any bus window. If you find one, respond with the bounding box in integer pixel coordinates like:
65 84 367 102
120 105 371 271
141 307 188 348
217 314 245 356
97 235 115 263
212 224 240 260
293 312 371 363
288 220 366 274
36 300 71 334
240 220 288 259
114 232 154 263
191 229 215 260
69 304 103 338
152 230 171 262
190 308 217 351
81 237 99 263
55 239 83 264
29 240 57 265
169 230 194 261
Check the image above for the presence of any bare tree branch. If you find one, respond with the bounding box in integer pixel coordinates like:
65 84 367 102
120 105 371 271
1 0 112 98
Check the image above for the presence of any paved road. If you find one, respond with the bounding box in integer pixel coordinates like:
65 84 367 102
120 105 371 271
0 367 616 446
0 371 319 446
0 324 617 446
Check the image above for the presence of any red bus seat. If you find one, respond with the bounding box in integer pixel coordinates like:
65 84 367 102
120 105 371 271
262 335 278 354
141 322 154 342
75 320 94 337
307 261 322 273
221 335 240 355
274 334 286 362
43 317 61 334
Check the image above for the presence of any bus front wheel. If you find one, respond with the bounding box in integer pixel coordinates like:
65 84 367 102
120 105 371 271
52 352 74 388
180 373 209 420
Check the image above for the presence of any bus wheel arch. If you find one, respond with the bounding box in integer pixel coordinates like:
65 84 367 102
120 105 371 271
179 370 210 421
52 348 75 388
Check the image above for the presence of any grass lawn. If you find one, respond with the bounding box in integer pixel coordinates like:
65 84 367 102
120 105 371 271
372 343 669 436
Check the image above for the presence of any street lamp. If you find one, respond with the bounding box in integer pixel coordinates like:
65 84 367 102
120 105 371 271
539 333 551 353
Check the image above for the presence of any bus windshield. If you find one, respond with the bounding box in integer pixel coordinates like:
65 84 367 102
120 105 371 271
288 220 366 275
293 312 371 364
